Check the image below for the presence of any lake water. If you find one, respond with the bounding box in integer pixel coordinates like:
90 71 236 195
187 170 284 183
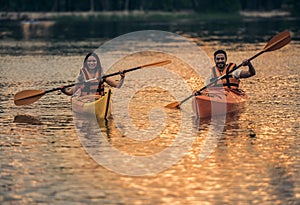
0 17 300 204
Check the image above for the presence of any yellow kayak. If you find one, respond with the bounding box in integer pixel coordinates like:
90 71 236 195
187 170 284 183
71 89 112 120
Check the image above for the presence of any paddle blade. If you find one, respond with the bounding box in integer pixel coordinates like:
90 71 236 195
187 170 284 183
264 30 291 52
14 90 45 106
165 101 180 109
141 60 171 68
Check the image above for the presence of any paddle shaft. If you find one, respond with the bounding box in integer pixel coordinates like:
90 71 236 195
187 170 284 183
102 60 170 78
21 61 166 98
45 78 97 95
45 83 74 94
102 66 141 78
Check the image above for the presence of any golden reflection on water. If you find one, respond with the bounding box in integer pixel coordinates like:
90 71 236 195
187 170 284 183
0 41 299 204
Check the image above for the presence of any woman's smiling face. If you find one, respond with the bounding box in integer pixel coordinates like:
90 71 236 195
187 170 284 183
87 56 97 69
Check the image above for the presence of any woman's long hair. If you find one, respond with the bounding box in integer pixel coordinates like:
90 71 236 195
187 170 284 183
83 52 103 76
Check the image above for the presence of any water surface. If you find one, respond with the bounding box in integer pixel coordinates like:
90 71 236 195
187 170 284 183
0 17 300 204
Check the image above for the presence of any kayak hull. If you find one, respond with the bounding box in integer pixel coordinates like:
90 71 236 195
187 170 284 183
71 89 112 120
193 88 247 118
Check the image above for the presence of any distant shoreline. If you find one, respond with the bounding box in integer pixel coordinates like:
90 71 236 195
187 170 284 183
0 10 291 21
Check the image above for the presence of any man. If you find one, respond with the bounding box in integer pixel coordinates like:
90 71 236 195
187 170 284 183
209 49 256 89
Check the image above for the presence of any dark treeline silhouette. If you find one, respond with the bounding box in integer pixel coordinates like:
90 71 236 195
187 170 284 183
0 0 299 16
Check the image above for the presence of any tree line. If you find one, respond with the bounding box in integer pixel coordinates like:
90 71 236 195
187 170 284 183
0 0 299 15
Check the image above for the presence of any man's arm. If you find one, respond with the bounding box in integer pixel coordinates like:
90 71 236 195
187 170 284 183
239 60 256 78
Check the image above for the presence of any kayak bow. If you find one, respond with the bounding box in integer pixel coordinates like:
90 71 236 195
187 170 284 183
71 89 112 120
192 88 247 118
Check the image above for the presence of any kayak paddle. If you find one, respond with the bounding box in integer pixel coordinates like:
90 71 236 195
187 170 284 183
165 30 291 109
14 60 171 106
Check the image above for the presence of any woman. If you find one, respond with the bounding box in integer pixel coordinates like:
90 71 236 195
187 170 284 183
61 52 125 96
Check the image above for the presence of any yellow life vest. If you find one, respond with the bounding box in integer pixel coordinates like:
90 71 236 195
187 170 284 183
211 63 240 89
80 67 104 96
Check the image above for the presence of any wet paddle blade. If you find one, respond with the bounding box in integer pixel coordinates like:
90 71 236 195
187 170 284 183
165 101 180 109
14 90 45 106
264 30 291 52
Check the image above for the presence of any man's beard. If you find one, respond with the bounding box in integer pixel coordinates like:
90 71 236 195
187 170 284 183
216 62 225 69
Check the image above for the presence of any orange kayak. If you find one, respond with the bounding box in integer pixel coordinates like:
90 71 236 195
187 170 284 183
192 87 247 118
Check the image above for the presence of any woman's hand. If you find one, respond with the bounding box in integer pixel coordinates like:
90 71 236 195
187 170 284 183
60 85 66 92
119 70 125 78
60 86 73 96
